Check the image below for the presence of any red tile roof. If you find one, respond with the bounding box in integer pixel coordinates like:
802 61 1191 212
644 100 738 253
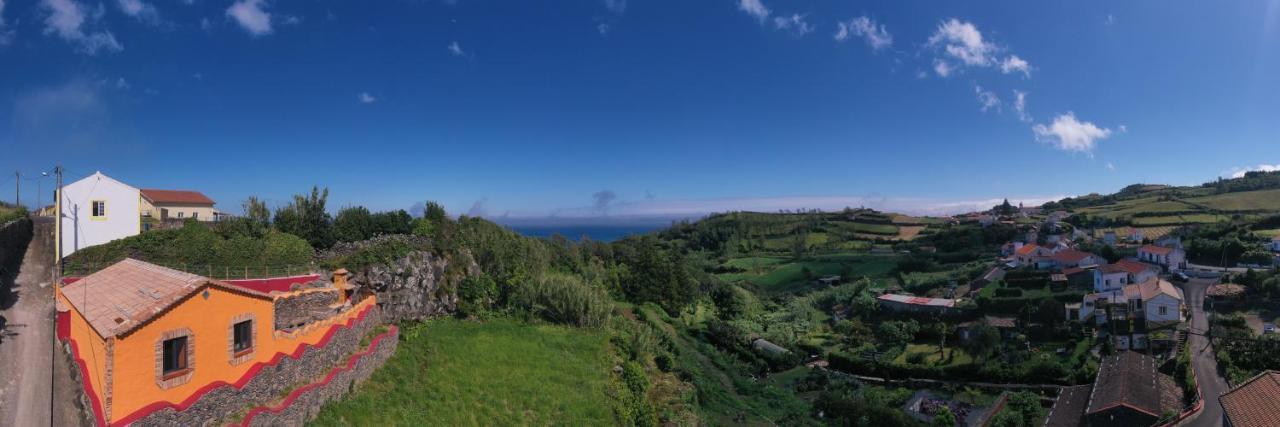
1221 371 1280 427
1015 244 1040 256
1052 249 1096 263
1114 259 1157 275
140 189 215 205
60 259 270 339
1139 245 1175 256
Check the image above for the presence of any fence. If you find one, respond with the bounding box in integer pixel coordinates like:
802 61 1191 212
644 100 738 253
62 261 317 280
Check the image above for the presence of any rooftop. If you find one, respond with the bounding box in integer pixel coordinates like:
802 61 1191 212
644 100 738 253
1086 351 1163 418
1139 245 1175 256
1221 371 1280 427
877 293 956 308
140 189 216 205
60 259 269 338
1044 385 1092 427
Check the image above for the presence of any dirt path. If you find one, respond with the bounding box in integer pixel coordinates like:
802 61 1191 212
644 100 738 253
0 218 80 427
1180 278 1230 427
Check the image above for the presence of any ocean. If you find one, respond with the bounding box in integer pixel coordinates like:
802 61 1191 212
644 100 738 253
508 224 664 242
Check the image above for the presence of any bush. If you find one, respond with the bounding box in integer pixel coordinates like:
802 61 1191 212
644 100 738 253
512 273 612 328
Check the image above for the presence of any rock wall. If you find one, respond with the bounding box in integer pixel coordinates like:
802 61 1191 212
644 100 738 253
354 250 475 322
0 216 32 278
243 326 398 426
273 289 340 331
132 305 384 427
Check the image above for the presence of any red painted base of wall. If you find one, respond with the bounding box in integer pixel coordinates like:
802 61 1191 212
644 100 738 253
58 302 378 427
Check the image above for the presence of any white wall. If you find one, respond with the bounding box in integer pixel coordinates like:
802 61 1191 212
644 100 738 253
60 172 140 258
1144 294 1182 324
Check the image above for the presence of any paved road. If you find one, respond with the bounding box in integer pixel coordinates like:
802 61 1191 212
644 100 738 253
0 218 80 427
1180 277 1230 427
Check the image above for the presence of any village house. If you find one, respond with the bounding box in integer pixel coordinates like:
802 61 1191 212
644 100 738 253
140 189 220 222
1137 244 1187 270
59 172 142 258
1045 351 1181 427
57 259 382 425
1115 259 1161 284
1052 249 1104 270
1269 236 1280 252
957 316 1017 341
1014 244 1057 269
1093 264 1134 292
1078 278 1185 350
876 293 960 316
1219 370 1280 426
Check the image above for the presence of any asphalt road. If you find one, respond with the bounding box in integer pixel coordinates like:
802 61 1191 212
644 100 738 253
1180 277 1230 427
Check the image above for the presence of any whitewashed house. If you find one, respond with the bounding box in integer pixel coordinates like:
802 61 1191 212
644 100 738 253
59 172 141 258
1051 249 1104 270
1137 245 1187 270
1094 264 1133 292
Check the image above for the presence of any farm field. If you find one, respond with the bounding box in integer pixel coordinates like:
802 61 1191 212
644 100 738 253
1130 214 1228 226
311 318 614 426
1186 189 1280 212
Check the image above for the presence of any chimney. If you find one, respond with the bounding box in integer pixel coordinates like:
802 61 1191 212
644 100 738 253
333 268 352 304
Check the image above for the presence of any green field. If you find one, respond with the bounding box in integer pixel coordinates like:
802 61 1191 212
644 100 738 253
893 344 975 367
312 318 614 426
718 254 898 294
1130 214 1228 226
1187 189 1280 212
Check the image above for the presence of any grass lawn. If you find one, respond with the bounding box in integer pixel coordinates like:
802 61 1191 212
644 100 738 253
1188 189 1280 212
1253 228 1280 238
311 318 614 426
1131 214 1227 226
892 343 973 367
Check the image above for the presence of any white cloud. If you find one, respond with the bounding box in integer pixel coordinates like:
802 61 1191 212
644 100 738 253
737 0 769 23
597 22 610 35
1013 90 1030 122
603 0 625 15
974 85 1001 113
200 17 212 30
1105 14 1116 25
0 0 13 45
1227 164 1280 178
357 92 376 104
928 19 997 67
1000 55 1030 77
226 0 271 37
1106 162 1116 171
447 41 464 56
40 0 123 54
1032 112 1114 154
514 195 1067 219
933 60 952 77
834 16 892 50
116 0 161 25
115 77 129 89
772 13 813 37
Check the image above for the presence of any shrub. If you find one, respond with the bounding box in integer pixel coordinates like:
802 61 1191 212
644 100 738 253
512 273 612 328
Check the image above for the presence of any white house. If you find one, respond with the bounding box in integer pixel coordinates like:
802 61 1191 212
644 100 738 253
1052 249 1104 270
1269 236 1280 252
59 172 141 258
1115 259 1160 284
1015 244 1056 269
1137 245 1187 270
1124 278 1185 327
1094 264 1133 292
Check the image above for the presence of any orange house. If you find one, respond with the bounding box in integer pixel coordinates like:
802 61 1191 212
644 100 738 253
57 259 375 426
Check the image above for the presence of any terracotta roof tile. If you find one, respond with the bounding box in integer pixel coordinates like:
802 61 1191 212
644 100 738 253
1087 351 1163 417
1052 249 1097 263
140 189 215 205
1015 244 1041 256
1221 371 1280 427
1139 245 1175 256
61 259 269 338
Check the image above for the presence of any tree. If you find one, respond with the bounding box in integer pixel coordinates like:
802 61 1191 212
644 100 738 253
333 206 374 242
962 321 1000 360
1037 298 1065 327
622 239 696 314
932 406 956 427
991 391 1046 427
242 196 271 225
414 201 450 237
274 186 333 248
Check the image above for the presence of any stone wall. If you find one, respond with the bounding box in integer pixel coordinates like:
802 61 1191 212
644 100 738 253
355 250 470 322
0 216 32 286
243 326 398 426
131 304 384 427
273 289 340 331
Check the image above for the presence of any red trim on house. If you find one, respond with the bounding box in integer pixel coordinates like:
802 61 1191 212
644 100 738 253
237 326 398 426
64 301 376 427
59 311 109 427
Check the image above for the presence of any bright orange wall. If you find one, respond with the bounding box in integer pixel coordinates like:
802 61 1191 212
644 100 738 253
106 287 376 423
59 290 110 413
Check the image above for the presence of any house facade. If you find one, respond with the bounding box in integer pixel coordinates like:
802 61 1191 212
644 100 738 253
1137 244 1187 270
59 172 142 258
1051 249 1103 270
1269 236 1280 252
140 189 219 222
57 259 380 425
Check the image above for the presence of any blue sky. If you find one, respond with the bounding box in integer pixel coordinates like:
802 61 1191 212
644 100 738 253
2 0 1280 221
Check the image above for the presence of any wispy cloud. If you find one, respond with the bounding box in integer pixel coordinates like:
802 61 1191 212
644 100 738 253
592 190 617 215
974 85 1001 113
447 40 465 56
737 0 770 23
467 197 490 217
926 18 1029 78
0 0 14 45
520 195 1067 220
1032 112 1113 155
40 0 123 54
226 0 271 37
116 0 162 26
772 13 813 37
602 0 625 15
1012 90 1030 122
834 16 892 51
357 92 376 104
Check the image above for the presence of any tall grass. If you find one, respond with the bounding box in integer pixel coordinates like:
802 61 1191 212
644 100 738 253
513 272 613 328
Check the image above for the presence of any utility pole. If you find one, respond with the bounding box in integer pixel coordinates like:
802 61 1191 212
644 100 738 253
14 171 19 207
54 165 63 270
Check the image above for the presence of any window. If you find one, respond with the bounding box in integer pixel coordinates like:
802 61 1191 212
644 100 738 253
162 336 189 376
91 200 106 218
177 212 184 218
1158 305 1168 316
233 320 253 355
193 212 199 220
